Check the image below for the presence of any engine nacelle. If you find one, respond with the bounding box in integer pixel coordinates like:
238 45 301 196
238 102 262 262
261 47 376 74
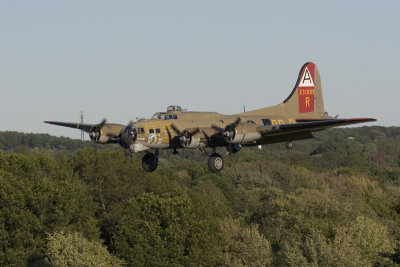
89 127 110 143
224 123 261 144
89 124 122 144
120 124 137 148
180 129 202 148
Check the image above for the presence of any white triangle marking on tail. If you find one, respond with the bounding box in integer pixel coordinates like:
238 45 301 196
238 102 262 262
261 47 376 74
298 67 314 87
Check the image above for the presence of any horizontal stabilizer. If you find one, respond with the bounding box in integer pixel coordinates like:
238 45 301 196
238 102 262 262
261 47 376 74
257 118 376 136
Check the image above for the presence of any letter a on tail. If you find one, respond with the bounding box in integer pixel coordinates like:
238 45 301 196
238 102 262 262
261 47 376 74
298 63 315 113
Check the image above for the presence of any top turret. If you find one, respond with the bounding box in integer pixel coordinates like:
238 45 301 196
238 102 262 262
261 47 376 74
167 105 182 112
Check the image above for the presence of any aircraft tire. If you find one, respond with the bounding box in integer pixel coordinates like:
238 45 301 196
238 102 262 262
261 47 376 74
208 153 224 173
142 153 158 172
286 141 294 150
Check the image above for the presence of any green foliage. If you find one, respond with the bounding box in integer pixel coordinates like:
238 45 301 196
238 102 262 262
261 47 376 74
332 216 394 266
219 217 272 267
1 127 400 266
113 192 221 266
45 231 125 267
0 151 98 266
0 131 101 152
280 215 395 267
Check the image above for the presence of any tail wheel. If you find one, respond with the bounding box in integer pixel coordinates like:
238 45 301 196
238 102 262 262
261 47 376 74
286 141 294 150
208 153 224 173
142 153 158 172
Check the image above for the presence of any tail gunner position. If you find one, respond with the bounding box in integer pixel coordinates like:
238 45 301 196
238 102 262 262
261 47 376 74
45 62 376 173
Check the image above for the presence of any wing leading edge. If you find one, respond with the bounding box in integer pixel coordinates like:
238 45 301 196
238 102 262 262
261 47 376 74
44 121 94 133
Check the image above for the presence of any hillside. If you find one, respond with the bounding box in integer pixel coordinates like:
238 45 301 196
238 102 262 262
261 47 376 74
1 127 399 266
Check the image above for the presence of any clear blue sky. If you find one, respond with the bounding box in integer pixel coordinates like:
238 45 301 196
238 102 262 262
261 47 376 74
1 1 399 138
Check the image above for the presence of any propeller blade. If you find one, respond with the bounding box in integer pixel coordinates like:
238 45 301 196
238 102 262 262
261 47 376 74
228 117 241 129
211 124 224 133
166 127 173 143
170 124 182 136
212 118 241 133
203 131 210 141
99 118 107 126
190 128 200 136
171 124 199 136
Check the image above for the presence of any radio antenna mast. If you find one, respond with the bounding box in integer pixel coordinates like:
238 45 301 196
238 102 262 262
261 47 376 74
80 111 85 141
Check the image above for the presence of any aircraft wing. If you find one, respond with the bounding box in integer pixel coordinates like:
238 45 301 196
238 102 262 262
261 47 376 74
257 118 376 137
44 121 94 133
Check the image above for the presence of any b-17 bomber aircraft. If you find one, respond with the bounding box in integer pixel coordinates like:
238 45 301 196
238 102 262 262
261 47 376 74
45 62 376 173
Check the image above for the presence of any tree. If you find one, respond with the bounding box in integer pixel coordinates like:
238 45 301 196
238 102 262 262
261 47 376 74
0 151 99 266
45 231 124 267
332 216 395 266
219 217 272 267
113 192 221 266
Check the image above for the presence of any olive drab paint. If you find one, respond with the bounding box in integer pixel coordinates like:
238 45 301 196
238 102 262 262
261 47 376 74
44 62 376 173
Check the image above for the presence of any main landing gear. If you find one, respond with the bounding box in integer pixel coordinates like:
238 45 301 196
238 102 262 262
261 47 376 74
208 153 224 173
141 148 225 173
142 150 159 172
199 147 224 173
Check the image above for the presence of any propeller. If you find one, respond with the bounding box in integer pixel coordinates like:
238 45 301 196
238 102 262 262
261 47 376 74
89 118 107 142
120 120 137 148
170 124 200 147
212 117 241 142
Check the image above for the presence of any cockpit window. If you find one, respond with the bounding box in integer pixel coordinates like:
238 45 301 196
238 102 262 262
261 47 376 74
247 120 256 124
152 113 166 120
156 128 160 133
149 129 154 134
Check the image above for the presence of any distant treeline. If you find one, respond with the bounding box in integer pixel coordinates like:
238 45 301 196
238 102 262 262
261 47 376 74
0 127 399 266
0 131 111 152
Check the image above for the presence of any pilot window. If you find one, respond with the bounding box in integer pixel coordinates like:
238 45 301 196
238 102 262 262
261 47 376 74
149 129 154 134
138 128 145 134
156 128 160 133
173 115 178 119
262 119 271 125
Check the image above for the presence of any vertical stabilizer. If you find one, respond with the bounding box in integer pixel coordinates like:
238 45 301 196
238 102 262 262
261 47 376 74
241 62 325 117
284 62 325 116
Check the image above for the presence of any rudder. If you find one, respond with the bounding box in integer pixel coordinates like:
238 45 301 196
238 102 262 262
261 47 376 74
283 62 325 116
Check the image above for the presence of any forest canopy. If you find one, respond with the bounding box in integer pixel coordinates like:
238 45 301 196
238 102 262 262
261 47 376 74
0 126 399 266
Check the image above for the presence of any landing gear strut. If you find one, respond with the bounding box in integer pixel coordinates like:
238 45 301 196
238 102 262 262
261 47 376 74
142 150 159 172
208 153 224 173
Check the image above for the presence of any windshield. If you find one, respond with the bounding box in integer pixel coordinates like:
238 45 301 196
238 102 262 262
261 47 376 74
152 113 166 120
